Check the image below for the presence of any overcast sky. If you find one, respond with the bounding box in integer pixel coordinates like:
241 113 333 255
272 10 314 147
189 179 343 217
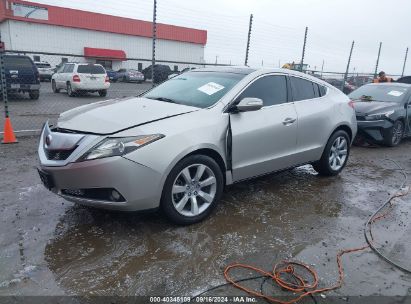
35 0 411 75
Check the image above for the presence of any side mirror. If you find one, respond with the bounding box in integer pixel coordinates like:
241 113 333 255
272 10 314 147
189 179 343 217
235 97 263 112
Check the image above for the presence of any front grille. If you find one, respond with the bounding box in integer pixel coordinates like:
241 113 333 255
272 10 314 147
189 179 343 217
45 147 76 160
356 115 366 121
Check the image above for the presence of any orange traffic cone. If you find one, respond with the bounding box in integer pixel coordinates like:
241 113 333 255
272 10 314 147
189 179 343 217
2 117 18 144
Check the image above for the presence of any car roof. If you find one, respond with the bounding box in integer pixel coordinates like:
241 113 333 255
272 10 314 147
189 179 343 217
365 82 411 89
192 66 256 75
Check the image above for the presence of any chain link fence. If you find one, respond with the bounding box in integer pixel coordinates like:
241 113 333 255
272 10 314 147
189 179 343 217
0 0 409 136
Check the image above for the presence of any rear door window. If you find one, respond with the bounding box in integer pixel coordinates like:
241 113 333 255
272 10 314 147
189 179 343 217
4 56 33 69
290 77 316 101
238 75 288 107
77 65 105 74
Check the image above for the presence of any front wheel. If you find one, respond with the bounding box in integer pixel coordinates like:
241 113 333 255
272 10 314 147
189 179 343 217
313 130 350 176
384 120 404 147
52 80 60 93
161 155 224 225
29 90 40 100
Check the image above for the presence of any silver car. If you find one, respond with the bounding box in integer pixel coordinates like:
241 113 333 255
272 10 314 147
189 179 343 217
38 67 357 224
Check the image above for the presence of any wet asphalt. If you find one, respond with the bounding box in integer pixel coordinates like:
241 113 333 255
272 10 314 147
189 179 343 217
0 137 411 302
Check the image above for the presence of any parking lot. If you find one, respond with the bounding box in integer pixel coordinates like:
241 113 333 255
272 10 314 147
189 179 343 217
1 135 411 301
0 81 153 133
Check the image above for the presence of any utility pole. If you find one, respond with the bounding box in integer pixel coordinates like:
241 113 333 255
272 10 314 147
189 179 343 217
320 59 324 78
373 42 382 79
215 55 219 65
151 0 157 87
300 26 308 72
342 41 355 91
244 14 253 66
401 47 408 77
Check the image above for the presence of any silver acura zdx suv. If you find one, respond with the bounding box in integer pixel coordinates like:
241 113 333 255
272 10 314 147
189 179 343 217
38 67 357 224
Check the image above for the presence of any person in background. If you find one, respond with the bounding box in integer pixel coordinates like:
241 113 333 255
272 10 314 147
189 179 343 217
373 71 393 83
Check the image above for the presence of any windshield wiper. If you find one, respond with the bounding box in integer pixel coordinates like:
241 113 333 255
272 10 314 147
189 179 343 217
146 97 180 104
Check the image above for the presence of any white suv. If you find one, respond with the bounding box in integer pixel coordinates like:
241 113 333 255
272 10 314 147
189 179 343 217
52 63 110 97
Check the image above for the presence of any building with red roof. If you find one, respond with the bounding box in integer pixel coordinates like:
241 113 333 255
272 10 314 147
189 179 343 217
0 0 207 70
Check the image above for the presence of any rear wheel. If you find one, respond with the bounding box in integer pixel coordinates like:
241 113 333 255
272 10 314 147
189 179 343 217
66 82 75 97
384 120 404 147
52 80 60 93
161 155 223 225
98 90 107 97
313 130 350 176
29 90 40 100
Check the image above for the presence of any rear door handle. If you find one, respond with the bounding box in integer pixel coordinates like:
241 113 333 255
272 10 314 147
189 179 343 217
282 117 296 125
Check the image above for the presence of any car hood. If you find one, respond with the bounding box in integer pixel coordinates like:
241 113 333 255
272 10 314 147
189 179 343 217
353 100 400 115
57 97 199 134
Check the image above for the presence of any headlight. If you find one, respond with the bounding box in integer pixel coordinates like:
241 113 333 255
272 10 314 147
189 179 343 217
79 134 164 161
365 110 394 121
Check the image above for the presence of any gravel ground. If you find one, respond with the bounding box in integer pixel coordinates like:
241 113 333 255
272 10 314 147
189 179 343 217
0 136 411 303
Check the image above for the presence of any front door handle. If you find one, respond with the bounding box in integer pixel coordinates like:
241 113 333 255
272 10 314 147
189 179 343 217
282 117 296 125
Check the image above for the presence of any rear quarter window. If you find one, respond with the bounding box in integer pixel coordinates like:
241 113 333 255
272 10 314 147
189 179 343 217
290 77 316 101
77 65 106 74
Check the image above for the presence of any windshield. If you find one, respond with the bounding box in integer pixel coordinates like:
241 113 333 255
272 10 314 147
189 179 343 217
349 85 409 103
143 71 246 108
77 65 106 74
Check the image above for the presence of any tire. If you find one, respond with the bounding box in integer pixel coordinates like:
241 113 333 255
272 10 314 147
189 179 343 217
98 90 107 97
66 82 75 97
52 80 60 93
29 90 40 100
313 130 350 176
161 155 224 225
384 120 404 147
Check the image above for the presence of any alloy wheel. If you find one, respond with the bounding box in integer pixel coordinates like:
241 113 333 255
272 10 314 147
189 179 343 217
171 164 217 217
391 121 404 146
328 136 348 171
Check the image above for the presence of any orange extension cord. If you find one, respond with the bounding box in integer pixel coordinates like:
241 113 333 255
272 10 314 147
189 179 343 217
224 168 411 304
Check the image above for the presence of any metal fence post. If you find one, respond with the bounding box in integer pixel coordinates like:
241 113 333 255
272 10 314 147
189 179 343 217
342 41 355 91
320 59 324 78
300 27 308 72
401 47 408 77
374 42 382 79
0 33 8 118
151 0 157 87
244 14 253 66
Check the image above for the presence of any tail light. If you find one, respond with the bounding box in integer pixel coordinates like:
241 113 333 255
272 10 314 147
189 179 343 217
105 76 109 82
348 100 355 109
72 75 81 82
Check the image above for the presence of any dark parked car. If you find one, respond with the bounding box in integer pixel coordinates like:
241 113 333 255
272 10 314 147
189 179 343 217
4 55 40 100
397 76 411 84
106 69 119 82
117 69 144 83
142 64 173 83
349 83 411 146
324 78 356 94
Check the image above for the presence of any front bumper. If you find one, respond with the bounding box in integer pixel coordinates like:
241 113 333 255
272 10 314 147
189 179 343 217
38 124 163 211
357 119 393 143
39 157 163 211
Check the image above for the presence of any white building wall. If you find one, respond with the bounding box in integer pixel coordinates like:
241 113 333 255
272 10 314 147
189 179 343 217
2 20 205 70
